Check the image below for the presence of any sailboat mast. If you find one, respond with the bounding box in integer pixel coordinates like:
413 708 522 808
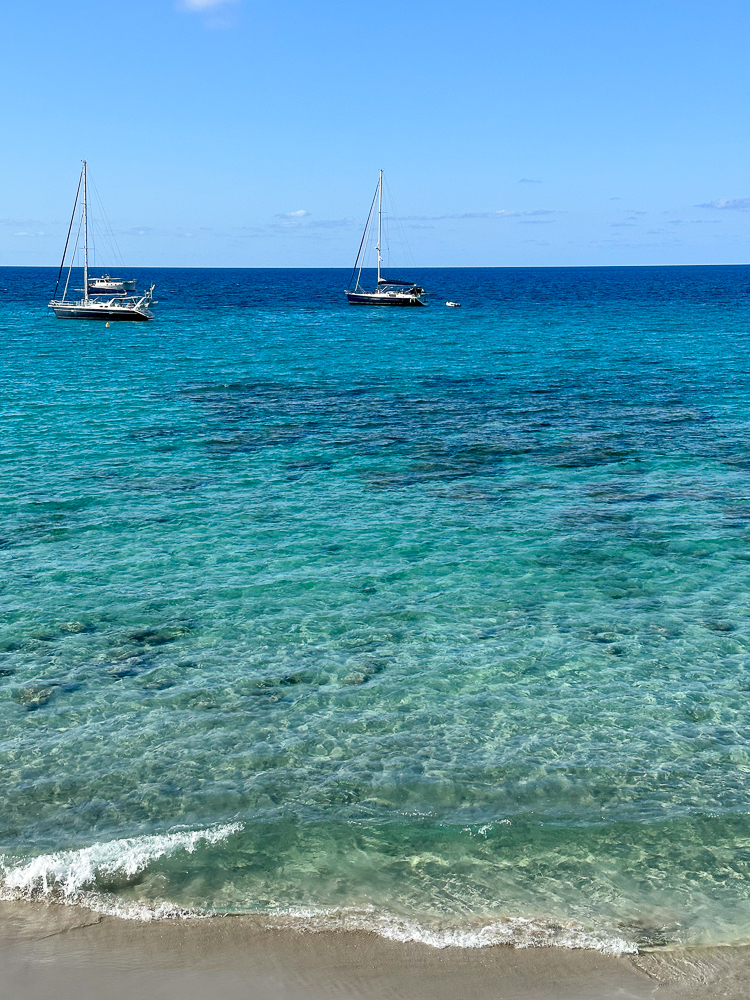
376 169 383 284
82 160 89 303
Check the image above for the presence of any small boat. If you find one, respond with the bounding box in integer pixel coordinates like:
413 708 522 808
49 161 156 322
346 170 426 307
88 274 137 294
446 301 461 307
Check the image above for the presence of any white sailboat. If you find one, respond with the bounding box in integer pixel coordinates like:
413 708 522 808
345 170 426 307
49 161 155 322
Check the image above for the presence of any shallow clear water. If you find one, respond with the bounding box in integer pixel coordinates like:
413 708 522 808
2 265 750 950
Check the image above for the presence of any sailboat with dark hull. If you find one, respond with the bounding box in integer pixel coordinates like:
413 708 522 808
49 161 155 322
345 171 426 307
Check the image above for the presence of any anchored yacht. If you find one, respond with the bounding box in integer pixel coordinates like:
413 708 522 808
49 161 155 322
345 170 426 307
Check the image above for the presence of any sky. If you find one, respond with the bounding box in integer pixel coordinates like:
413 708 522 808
2 0 750 268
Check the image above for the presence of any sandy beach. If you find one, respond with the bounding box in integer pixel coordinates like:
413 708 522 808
1 900 748 1000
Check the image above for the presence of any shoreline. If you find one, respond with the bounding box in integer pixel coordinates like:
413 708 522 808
1 900 748 1000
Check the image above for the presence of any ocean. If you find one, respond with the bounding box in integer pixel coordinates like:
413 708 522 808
2 264 750 955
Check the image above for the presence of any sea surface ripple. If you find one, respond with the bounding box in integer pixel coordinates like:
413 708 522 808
2 266 750 951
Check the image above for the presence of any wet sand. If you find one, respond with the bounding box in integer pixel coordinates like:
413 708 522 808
0 900 746 1000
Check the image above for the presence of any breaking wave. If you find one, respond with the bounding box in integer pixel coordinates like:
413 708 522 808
0 823 243 914
0 826 635 953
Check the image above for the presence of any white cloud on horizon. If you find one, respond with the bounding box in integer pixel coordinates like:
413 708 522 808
697 198 750 211
270 210 353 232
403 209 556 221
1 216 52 228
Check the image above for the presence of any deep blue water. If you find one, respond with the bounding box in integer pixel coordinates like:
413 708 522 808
2 265 750 951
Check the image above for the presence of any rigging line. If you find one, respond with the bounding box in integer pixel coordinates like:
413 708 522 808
89 182 104 268
351 182 378 288
383 178 393 270
358 203 377 291
349 181 379 289
90 176 125 269
384 179 409 269
384 178 417 271
52 168 83 299
61 209 84 303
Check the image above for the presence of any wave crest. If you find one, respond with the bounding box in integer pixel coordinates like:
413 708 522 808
0 823 243 903
0 826 636 953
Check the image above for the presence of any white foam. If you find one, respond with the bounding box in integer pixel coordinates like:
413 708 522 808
0 824 636 952
0 823 243 905
263 906 638 955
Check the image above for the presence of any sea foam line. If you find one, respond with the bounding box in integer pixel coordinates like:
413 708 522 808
0 823 243 904
0 825 636 953
264 906 637 956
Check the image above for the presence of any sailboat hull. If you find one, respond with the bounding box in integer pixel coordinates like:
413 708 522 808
346 291 426 307
49 302 153 321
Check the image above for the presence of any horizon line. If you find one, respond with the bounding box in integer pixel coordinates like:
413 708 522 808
3 262 750 270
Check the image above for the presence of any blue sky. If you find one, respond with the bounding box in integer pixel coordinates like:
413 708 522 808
2 0 750 267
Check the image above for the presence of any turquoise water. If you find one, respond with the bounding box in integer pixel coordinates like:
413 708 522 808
2 265 750 951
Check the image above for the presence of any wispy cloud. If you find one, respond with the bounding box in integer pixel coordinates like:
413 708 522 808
274 210 310 228
271 210 351 231
403 209 555 221
0 216 51 228
697 198 750 211
229 226 266 238
611 211 645 226
177 0 237 27
460 210 521 219
668 219 721 225
589 236 685 249
307 218 352 229
180 0 236 9
519 178 541 184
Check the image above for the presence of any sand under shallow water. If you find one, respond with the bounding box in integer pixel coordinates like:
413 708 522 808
0 900 748 1000
6 267 750 976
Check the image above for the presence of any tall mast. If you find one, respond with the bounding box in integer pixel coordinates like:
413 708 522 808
376 169 383 284
82 160 89 303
